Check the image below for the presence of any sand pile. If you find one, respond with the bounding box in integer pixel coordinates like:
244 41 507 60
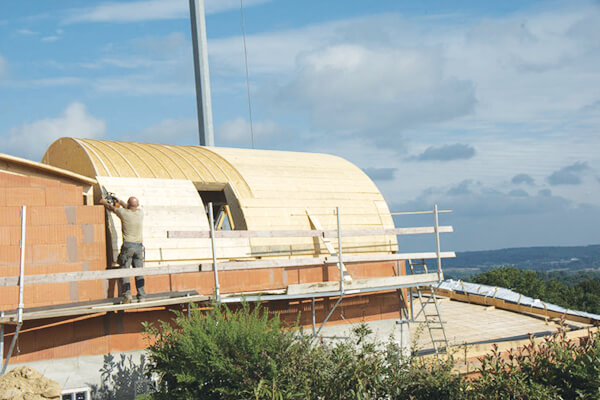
0 366 61 400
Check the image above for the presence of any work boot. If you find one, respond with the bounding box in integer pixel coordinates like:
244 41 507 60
122 294 133 304
137 288 147 302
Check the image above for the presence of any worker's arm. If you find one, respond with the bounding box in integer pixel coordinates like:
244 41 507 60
99 197 119 213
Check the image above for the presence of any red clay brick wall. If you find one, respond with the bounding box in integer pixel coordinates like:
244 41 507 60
0 171 107 309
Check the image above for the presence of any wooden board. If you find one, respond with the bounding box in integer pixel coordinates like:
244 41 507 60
0 252 455 287
306 210 351 280
0 293 211 323
287 273 441 295
167 226 453 239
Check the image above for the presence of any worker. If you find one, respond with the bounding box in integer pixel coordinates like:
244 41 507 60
99 195 146 304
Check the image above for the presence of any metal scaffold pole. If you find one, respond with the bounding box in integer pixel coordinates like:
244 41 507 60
208 202 220 304
315 207 345 336
1 206 26 375
434 204 442 281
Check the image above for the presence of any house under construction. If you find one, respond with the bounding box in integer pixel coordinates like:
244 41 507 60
1 138 598 395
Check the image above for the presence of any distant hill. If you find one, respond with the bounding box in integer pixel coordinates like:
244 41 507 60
443 244 600 279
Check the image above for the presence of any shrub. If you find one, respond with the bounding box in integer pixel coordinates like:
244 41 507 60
144 302 600 399
470 328 600 400
144 303 300 399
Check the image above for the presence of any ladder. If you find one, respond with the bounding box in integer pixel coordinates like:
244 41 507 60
408 259 449 358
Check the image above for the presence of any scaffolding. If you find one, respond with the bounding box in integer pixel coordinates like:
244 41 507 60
0 204 455 370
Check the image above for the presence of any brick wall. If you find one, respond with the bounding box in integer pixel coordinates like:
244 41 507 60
0 171 107 309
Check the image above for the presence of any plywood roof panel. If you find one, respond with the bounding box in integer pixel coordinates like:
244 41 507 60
44 138 398 256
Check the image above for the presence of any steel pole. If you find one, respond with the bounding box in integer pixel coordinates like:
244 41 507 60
315 207 345 337
189 0 214 146
337 207 344 293
208 203 220 303
1 206 26 375
434 204 442 281
0 312 4 370
311 298 316 335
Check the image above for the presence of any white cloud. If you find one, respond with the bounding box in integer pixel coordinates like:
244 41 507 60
77 32 192 95
119 116 283 148
205 4 600 152
6 77 85 88
276 44 474 139
1 103 105 161
216 117 284 147
41 36 60 42
16 28 37 35
131 118 197 145
65 0 271 23
93 76 193 95
442 3 600 125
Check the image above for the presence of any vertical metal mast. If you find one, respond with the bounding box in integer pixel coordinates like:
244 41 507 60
189 0 215 146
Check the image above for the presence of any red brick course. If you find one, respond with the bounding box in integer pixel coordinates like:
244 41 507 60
0 171 107 309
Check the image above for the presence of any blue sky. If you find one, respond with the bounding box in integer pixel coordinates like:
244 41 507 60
1 0 599 251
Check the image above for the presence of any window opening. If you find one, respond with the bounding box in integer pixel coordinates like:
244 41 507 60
61 387 91 400
195 182 237 230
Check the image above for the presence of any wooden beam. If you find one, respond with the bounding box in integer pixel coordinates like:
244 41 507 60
0 252 456 286
167 225 454 239
306 210 351 280
287 273 440 295
224 204 235 230
0 264 202 286
437 288 598 325
200 252 455 272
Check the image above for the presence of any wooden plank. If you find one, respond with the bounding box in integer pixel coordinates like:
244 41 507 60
167 226 453 239
306 211 336 254
0 252 455 286
0 264 203 286
224 204 235 230
339 252 455 264
287 273 440 295
306 210 351 280
0 294 211 323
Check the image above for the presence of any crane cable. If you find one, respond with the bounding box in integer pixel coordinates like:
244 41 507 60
240 0 255 149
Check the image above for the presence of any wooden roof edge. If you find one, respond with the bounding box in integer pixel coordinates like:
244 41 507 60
436 287 599 325
0 152 97 185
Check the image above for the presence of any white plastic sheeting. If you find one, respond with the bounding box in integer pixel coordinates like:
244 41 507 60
439 279 600 322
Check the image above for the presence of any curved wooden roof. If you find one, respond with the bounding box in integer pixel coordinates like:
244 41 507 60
43 138 397 255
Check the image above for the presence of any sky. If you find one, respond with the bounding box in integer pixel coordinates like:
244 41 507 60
0 0 599 252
